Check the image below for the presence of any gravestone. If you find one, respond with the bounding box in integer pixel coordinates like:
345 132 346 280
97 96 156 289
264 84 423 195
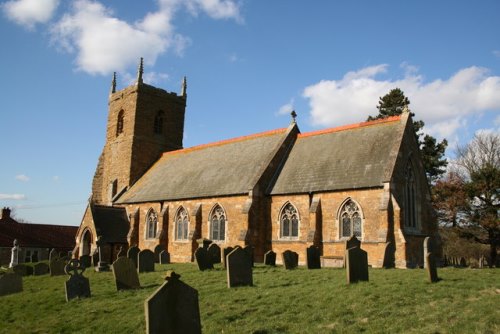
33 263 49 276
345 235 361 250
197 238 212 249
423 237 433 269
127 246 140 268
382 242 396 269
95 236 110 272
227 247 253 288
194 247 213 271
112 256 140 290
208 244 221 264
154 245 166 263
117 246 126 258
460 257 467 267
264 250 276 266
79 255 92 268
64 259 91 302
282 250 299 270
50 257 67 276
138 250 155 273
306 246 321 269
49 249 59 262
145 271 201 334
9 239 20 268
426 252 439 283
222 247 234 269
159 250 170 264
243 246 254 267
91 251 99 267
12 264 33 276
345 246 369 284
0 273 23 296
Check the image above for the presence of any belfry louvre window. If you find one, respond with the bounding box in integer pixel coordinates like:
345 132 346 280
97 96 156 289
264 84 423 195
340 199 362 238
210 205 226 241
146 209 158 239
405 162 417 228
116 110 124 136
175 206 189 240
154 111 164 134
280 202 299 238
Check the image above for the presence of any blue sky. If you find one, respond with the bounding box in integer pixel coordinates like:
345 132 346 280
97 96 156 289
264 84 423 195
1 0 499 226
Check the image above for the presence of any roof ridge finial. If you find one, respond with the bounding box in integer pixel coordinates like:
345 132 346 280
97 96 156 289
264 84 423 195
136 57 144 85
291 110 297 124
110 72 116 94
181 76 187 97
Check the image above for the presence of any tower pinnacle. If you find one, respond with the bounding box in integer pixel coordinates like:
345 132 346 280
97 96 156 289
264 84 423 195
181 76 187 97
136 57 144 85
110 72 116 94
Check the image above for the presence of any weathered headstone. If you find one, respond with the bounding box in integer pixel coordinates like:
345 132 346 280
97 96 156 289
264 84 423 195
117 246 126 258
50 257 67 276
112 256 140 290
423 237 433 269
80 255 92 268
138 249 155 273
425 252 439 283
208 243 221 264
9 239 20 268
222 247 234 268
145 271 201 334
243 245 254 267
127 246 140 268
0 273 23 296
226 247 253 288
345 246 369 283
345 235 361 250
159 250 170 264
154 245 166 263
33 262 49 276
12 264 33 276
282 250 299 270
306 246 321 269
64 259 91 302
382 242 396 269
264 250 276 266
49 249 59 262
194 247 213 271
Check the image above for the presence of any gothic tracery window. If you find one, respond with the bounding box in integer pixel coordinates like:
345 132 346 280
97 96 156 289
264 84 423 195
210 204 226 241
154 110 164 134
280 202 299 238
405 161 418 229
146 209 158 239
175 206 189 240
340 199 362 238
116 110 124 136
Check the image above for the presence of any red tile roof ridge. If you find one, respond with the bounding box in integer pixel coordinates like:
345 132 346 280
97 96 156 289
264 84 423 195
299 115 401 138
162 127 288 157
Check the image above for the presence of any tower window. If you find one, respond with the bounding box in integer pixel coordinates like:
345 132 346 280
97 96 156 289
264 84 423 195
339 199 363 238
154 111 164 134
116 110 124 136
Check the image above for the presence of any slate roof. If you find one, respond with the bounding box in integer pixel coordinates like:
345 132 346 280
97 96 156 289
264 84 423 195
270 116 405 194
117 128 289 203
91 205 129 243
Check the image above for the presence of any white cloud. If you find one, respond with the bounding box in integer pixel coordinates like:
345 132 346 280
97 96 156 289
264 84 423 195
15 174 30 182
303 65 500 141
277 99 295 116
2 0 59 29
0 194 26 200
49 0 241 75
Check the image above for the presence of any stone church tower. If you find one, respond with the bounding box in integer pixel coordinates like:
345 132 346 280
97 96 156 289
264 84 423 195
91 58 187 205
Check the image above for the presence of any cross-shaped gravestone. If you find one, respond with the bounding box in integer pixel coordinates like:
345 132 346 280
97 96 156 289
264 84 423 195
64 259 91 302
112 256 140 290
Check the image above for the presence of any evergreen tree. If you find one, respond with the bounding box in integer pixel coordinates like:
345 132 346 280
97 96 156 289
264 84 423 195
367 88 448 183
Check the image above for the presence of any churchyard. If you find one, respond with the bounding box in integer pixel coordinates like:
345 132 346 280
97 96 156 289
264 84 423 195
0 262 498 333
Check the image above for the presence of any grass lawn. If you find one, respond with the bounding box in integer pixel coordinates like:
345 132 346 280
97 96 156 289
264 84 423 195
0 263 499 333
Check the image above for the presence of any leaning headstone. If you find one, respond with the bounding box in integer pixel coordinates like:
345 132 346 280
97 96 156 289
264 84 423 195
50 257 67 276
79 255 92 268
282 250 299 270
222 247 234 268
159 250 170 264
154 245 165 263
345 235 361 250
0 273 23 296
138 250 155 273
117 246 126 258
227 247 253 288
64 259 91 302
264 250 276 266
127 246 140 268
243 246 254 267
345 246 369 283
145 271 201 334
306 246 321 269
194 247 213 271
112 256 140 290
208 244 221 264
426 252 439 283
33 263 49 276
423 237 433 269
382 242 396 269
12 264 33 276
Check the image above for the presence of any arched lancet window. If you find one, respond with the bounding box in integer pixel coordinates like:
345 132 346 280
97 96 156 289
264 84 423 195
146 209 158 239
280 202 299 238
116 110 124 136
154 110 164 134
210 204 226 241
339 199 362 238
405 161 417 228
175 206 189 240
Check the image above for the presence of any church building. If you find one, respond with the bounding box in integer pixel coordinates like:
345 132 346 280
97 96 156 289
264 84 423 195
74 59 438 269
